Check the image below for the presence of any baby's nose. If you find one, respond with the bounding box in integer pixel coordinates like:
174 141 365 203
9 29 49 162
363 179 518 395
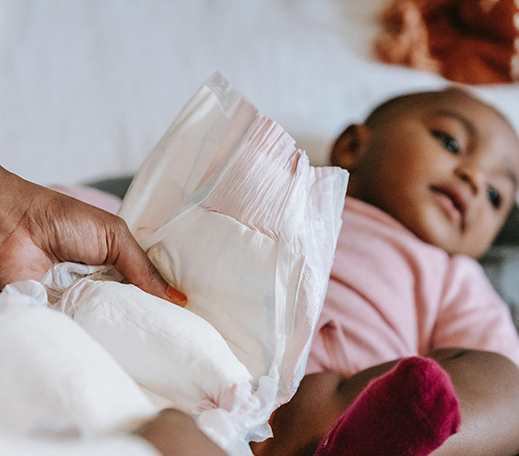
456 162 484 195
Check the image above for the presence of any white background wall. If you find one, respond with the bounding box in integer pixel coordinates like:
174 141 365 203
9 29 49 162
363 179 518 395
1 0 508 187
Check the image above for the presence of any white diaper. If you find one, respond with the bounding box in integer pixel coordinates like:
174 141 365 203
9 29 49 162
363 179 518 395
119 73 348 402
1 73 348 456
116 73 348 453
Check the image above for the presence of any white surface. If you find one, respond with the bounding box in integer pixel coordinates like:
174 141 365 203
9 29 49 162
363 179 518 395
0 0 462 187
0 434 160 456
0 290 157 438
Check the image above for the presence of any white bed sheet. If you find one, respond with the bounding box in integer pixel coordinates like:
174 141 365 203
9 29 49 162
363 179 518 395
0 433 159 456
0 290 161 455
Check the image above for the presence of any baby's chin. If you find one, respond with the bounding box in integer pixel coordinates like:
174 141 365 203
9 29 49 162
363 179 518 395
415 227 491 259
400 214 486 259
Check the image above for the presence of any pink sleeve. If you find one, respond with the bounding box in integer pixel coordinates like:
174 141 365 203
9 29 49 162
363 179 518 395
305 275 422 377
432 256 519 366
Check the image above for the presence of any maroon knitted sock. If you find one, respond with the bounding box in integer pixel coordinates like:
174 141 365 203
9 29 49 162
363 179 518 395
314 357 461 456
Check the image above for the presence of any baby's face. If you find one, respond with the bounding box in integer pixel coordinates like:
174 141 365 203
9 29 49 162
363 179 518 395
344 90 519 258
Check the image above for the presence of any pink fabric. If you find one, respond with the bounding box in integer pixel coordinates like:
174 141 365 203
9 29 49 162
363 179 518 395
306 197 519 377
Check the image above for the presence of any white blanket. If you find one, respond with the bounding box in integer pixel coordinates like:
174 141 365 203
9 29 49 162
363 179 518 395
0 290 157 438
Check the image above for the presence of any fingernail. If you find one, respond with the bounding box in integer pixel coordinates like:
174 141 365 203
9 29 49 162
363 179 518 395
167 285 188 306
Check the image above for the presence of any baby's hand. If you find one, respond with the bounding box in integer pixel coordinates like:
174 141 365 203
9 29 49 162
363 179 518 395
0 167 187 305
136 409 227 456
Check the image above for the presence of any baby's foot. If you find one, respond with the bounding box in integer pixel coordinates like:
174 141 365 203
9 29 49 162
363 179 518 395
313 357 461 456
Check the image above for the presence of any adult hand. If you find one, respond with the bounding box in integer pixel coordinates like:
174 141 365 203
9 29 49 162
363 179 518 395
0 167 187 305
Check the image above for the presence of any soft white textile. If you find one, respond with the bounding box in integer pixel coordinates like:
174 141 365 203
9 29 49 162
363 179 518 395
0 433 160 456
0 289 157 438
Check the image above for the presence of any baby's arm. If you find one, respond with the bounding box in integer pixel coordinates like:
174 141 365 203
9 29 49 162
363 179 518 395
252 348 519 456
137 409 227 456
427 348 519 456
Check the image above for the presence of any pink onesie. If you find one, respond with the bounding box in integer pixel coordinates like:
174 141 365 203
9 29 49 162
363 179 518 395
306 197 519 377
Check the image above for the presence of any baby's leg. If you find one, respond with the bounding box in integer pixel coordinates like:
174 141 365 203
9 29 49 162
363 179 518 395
313 357 460 456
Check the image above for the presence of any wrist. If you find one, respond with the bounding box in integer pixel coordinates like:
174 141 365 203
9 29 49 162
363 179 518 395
0 167 51 247
0 168 29 242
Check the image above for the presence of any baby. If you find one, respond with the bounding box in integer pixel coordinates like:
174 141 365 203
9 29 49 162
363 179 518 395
252 87 519 456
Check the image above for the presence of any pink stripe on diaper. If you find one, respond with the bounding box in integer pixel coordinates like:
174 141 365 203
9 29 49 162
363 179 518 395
203 116 305 238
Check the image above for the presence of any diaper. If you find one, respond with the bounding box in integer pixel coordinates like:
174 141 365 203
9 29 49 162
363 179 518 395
116 73 348 454
118 73 348 401
3 73 348 456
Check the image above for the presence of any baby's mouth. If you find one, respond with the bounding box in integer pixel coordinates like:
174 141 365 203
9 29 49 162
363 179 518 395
431 186 467 229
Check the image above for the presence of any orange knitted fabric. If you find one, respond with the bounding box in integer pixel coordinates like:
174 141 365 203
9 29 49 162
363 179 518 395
374 0 519 84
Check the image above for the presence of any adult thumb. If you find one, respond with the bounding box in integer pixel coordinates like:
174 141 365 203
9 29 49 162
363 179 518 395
108 221 188 306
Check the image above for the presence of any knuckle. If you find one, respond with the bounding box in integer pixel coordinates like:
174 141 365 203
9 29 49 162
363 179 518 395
111 214 129 233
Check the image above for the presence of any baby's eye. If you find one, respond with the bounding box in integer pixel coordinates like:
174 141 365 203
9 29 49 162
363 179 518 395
487 186 501 209
432 130 459 154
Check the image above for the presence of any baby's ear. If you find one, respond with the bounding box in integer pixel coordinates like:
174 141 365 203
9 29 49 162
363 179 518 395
330 124 370 171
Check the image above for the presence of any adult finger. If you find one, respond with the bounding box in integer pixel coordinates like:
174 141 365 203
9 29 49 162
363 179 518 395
106 218 187 306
